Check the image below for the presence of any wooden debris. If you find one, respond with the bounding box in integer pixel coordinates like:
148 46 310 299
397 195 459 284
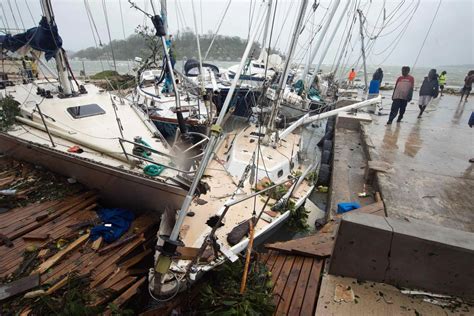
0 274 40 301
22 233 50 241
105 277 146 314
98 234 138 255
265 232 335 258
0 233 13 247
46 275 69 295
34 233 89 274
91 237 103 251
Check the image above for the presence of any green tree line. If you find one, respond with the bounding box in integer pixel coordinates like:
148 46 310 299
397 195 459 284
72 28 281 61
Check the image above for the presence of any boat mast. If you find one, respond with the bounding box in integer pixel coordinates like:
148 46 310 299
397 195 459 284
301 0 340 86
357 8 368 91
40 0 72 95
265 0 309 143
160 0 167 33
258 0 273 62
309 0 349 85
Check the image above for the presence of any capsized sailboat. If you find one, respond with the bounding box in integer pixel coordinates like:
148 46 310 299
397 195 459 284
0 0 208 212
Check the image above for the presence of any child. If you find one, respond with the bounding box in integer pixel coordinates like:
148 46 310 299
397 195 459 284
387 66 414 124
418 69 439 118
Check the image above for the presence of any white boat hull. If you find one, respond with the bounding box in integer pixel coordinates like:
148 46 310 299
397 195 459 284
0 133 187 212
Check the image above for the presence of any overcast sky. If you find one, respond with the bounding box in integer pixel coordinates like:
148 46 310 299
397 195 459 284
2 0 473 68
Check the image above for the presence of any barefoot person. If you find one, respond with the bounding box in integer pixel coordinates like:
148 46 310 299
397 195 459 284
418 69 439 118
387 66 414 125
438 71 447 96
460 70 474 102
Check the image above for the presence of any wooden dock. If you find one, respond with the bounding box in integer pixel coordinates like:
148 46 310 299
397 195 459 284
0 158 156 314
261 250 324 316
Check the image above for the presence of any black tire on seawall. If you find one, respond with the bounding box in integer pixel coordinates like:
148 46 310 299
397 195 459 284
323 139 333 152
318 163 331 186
321 150 331 164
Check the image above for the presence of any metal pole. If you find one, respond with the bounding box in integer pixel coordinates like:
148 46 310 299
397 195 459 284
190 0 208 119
167 4 268 242
310 0 349 85
40 0 72 95
266 0 309 139
302 0 340 85
258 0 273 61
357 9 368 91
35 103 55 147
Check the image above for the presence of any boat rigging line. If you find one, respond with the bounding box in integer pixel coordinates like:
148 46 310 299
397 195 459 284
412 0 442 70
13 0 25 30
203 0 232 61
101 0 118 72
6 0 20 30
24 0 35 25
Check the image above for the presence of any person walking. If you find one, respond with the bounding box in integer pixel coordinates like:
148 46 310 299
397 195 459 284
418 69 439 118
348 68 356 87
387 66 414 125
460 70 474 102
438 71 447 96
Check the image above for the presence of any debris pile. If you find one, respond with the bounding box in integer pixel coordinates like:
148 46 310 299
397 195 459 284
0 158 158 314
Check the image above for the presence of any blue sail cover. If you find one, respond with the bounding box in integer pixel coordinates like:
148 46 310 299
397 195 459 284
0 17 62 60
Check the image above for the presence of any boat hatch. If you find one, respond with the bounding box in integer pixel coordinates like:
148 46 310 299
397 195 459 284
67 104 106 119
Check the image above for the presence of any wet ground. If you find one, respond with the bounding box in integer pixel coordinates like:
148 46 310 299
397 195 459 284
365 93 474 232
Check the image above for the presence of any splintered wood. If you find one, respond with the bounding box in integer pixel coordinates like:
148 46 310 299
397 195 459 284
0 160 158 312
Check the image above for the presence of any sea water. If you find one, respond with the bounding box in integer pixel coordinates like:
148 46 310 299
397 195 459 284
64 59 471 88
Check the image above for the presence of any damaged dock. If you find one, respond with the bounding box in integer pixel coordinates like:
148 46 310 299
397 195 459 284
0 157 156 314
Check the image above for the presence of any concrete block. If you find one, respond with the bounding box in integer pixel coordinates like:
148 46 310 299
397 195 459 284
336 112 373 131
329 213 474 300
385 217 474 300
329 213 392 283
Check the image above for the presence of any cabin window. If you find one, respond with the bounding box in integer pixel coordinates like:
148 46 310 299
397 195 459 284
278 169 283 178
67 104 105 119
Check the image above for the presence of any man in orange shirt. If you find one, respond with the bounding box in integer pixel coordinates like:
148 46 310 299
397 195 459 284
348 68 356 86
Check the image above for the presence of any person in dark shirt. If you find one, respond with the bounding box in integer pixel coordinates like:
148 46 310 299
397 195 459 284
418 69 439 118
460 70 474 102
387 66 415 125
372 68 384 88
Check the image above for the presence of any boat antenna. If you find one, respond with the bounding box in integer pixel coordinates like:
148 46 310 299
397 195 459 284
264 0 309 145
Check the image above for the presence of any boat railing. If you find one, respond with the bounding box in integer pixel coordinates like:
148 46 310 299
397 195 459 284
118 137 198 175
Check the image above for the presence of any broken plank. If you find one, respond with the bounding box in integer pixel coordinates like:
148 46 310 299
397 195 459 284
91 237 103 251
34 233 89 274
98 234 138 255
22 233 50 241
119 249 152 269
46 275 69 295
0 274 40 301
265 233 335 258
107 277 145 309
